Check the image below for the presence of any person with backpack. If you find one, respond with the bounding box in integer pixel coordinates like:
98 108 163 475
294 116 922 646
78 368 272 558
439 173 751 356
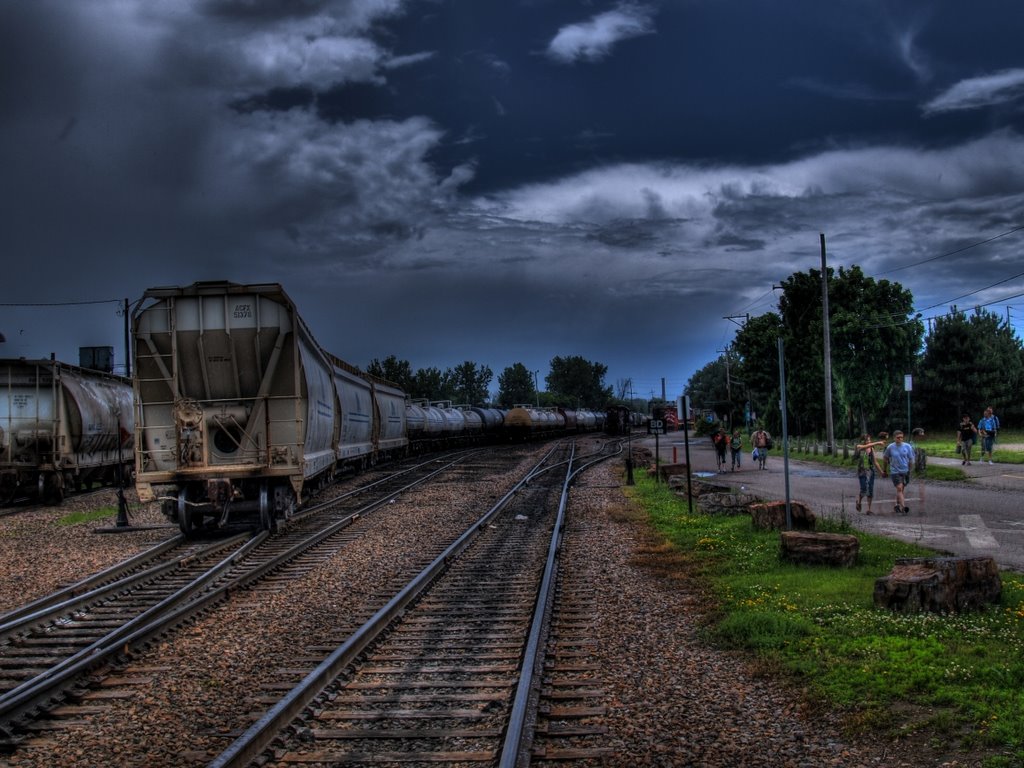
729 429 743 471
978 407 999 464
712 427 729 473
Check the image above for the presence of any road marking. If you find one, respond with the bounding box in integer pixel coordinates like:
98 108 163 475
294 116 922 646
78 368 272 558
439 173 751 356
960 514 999 549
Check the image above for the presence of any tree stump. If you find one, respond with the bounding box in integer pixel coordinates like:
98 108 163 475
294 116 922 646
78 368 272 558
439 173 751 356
699 492 761 516
750 500 815 531
657 462 689 481
874 556 1001 613
780 531 859 567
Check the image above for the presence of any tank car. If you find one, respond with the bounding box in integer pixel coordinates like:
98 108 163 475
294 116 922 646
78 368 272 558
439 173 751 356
471 407 504 435
504 405 566 440
132 281 408 534
558 408 579 433
433 402 467 440
0 358 134 504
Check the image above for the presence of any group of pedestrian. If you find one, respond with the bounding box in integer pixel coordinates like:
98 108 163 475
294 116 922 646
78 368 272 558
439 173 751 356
957 406 1000 466
712 426 773 473
854 405 1000 516
709 406 1002 516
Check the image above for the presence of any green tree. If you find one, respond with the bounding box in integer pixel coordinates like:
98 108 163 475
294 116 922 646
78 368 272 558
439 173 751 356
410 367 445 401
444 361 493 405
497 363 538 407
730 312 784 431
917 308 1024 428
685 356 732 424
775 265 922 437
546 355 613 408
366 355 415 391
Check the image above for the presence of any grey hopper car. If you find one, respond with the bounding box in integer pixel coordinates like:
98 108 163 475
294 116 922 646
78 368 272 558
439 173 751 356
132 282 408 534
0 358 133 504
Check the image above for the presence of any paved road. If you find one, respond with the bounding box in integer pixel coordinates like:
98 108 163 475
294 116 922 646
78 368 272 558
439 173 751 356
639 433 1024 573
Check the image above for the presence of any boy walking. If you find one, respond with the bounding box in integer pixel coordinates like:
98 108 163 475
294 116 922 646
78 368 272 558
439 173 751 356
882 431 916 515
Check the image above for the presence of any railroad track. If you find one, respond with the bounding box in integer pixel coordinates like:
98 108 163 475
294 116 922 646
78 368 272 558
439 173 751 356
0 449 488 746
210 439 621 767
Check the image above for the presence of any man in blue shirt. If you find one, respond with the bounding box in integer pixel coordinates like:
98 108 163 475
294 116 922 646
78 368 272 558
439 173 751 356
978 407 998 464
882 431 916 515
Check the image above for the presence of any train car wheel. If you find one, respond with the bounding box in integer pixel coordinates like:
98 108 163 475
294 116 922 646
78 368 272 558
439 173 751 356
178 488 196 536
39 473 64 506
259 483 273 531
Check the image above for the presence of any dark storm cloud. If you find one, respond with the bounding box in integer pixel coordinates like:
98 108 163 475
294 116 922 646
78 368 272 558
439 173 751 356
2 0 1024 397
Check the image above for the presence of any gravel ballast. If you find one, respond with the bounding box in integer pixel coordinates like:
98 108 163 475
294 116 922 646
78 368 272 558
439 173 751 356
0 448 969 766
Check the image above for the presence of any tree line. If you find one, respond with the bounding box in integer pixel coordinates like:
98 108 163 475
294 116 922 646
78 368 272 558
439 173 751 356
687 265 1024 438
365 354 614 410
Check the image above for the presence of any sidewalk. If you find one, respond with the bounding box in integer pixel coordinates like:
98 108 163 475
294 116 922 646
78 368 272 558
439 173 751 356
637 432 1024 572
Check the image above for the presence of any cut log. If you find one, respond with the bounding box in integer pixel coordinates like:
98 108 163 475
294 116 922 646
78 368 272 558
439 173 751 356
657 462 689 481
874 556 1001 613
779 531 859 567
750 501 815 531
698 492 760 516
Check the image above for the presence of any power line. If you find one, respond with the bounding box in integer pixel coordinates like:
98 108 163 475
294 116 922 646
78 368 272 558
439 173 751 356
0 298 122 307
877 224 1024 275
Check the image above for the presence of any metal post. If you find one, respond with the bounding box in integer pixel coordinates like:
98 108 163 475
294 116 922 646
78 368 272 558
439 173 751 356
778 338 792 530
115 417 130 527
682 397 693 516
625 383 635 485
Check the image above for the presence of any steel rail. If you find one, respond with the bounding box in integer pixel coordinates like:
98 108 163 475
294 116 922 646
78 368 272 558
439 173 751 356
499 437 623 766
0 534 248 641
0 534 184 627
208 443 565 768
499 442 576 767
0 451 476 730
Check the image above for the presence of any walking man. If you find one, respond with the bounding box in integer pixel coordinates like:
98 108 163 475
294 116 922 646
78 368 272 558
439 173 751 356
752 426 772 470
978 407 998 464
882 430 916 515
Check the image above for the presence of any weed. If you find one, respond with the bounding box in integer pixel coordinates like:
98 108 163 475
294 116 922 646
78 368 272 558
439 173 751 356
624 472 1024 762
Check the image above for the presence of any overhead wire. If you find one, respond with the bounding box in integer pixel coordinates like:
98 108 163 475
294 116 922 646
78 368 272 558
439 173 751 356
876 224 1024 275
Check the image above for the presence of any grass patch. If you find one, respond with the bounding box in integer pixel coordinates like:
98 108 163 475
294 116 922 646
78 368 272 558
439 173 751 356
626 473 1024 765
57 507 118 526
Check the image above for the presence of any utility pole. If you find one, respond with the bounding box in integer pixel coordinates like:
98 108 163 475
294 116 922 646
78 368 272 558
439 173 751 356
123 298 131 378
717 346 731 430
820 233 835 455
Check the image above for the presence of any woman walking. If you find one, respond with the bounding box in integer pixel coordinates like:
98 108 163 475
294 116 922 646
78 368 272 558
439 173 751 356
854 433 884 514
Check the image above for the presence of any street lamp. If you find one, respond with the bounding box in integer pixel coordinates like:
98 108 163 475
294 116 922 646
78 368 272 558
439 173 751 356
533 370 540 407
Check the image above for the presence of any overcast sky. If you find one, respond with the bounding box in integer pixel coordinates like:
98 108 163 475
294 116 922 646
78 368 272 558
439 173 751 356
2 1 1023 402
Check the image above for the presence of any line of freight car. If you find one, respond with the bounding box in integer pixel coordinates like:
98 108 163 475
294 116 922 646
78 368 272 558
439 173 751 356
131 282 603 537
0 358 134 505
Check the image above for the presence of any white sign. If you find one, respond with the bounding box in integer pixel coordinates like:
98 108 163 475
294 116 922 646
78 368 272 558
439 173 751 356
904 374 913 392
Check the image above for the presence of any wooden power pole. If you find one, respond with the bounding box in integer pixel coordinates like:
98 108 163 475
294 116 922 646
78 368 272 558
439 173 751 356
820 234 835 454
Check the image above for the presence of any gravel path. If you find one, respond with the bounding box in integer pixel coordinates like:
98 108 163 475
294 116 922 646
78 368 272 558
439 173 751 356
0 447 971 767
